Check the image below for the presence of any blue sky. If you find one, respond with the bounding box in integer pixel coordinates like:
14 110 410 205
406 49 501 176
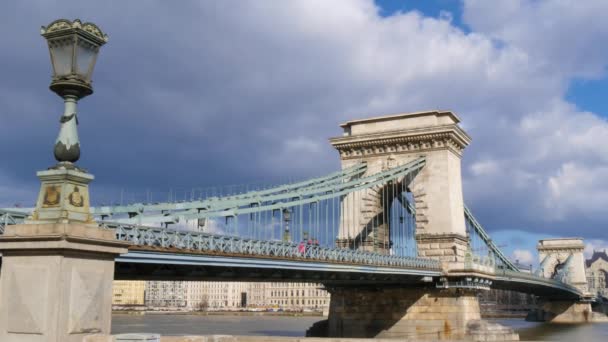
1 0 608 265
377 0 608 117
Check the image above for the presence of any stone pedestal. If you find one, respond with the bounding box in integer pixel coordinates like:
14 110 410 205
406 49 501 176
0 223 130 342
323 286 518 340
29 166 95 224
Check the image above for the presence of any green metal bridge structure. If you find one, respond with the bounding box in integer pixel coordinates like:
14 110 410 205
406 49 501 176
0 156 585 298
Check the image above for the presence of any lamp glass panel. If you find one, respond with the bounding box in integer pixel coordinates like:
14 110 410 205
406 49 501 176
50 39 74 77
76 39 97 80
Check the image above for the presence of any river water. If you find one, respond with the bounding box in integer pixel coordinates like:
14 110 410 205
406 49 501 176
112 314 608 340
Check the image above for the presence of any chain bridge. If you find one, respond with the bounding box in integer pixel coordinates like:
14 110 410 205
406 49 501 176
1 110 603 340
0 157 584 298
3 19 605 341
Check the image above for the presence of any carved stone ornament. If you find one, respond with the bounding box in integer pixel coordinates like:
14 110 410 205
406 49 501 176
42 185 61 207
68 186 84 208
332 131 469 160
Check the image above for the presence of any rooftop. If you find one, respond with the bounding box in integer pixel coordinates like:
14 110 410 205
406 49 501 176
587 250 608 268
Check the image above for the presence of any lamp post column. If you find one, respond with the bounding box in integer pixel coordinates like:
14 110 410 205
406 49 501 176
55 94 81 163
0 19 131 342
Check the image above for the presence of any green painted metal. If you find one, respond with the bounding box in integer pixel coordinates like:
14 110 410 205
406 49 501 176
0 209 28 233
464 205 519 271
109 222 442 270
93 162 367 216
110 158 426 225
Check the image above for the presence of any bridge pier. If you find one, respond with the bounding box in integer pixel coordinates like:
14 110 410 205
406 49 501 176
526 300 594 323
312 286 518 340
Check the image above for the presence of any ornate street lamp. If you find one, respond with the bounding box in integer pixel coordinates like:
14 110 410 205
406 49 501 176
283 208 291 242
0 21 129 342
40 19 108 165
28 19 108 225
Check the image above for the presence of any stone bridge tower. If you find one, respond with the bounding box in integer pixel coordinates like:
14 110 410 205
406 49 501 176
330 110 471 265
537 238 589 293
528 238 595 323
324 111 523 340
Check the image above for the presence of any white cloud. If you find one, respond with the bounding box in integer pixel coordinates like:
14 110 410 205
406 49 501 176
470 159 499 176
463 0 608 78
546 163 608 220
512 249 535 265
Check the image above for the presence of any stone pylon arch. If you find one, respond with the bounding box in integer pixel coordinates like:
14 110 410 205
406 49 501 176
537 238 589 293
335 175 411 254
330 110 472 265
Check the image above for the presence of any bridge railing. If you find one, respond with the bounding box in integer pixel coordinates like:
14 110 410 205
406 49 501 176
106 222 442 270
495 268 582 295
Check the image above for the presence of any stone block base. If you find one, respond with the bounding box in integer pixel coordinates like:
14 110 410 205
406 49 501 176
526 301 604 323
0 223 130 342
416 234 468 263
321 286 518 340
466 320 519 341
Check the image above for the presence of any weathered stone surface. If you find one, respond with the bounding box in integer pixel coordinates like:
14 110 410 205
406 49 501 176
536 238 589 294
0 223 130 342
115 333 161 341
314 284 520 340
322 287 493 340
526 300 603 323
466 320 519 341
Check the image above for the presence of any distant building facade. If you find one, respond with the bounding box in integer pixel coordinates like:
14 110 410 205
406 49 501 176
145 281 187 308
586 250 608 297
265 282 330 310
186 281 249 310
112 280 146 306
113 280 330 311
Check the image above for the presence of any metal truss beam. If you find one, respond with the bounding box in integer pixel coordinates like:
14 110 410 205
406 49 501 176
117 250 442 280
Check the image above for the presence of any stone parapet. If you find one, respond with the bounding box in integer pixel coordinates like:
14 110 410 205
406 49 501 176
0 223 131 342
0 223 130 254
